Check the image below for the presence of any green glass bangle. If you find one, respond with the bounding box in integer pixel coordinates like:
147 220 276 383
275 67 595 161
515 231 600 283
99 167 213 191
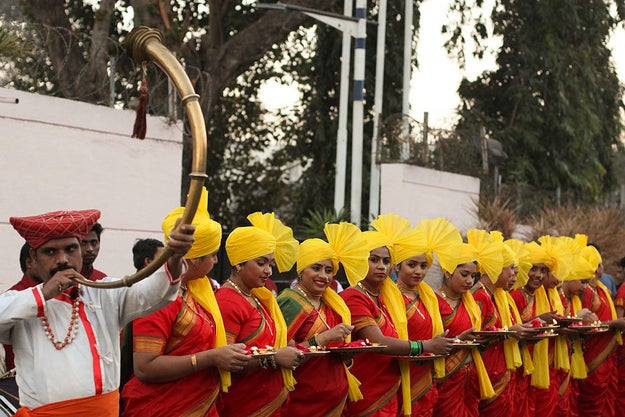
308 335 318 347
409 340 422 356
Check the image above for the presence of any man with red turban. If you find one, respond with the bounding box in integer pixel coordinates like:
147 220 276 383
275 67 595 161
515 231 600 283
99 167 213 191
0 209 194 417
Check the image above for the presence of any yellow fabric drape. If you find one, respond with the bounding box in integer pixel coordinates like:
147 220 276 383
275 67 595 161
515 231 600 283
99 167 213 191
252 287 295 391
379 278 412 416
462 291 495 399
595 280 623 345
492 288 522 370
246 212 299 273
569 295 588 379
508 293 534 375
531 287 551 388
187 277 230 392
417 281 446 378
322 287 363 401
546 287 570 372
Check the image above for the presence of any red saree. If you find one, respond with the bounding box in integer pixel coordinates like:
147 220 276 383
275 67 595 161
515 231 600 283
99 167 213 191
473 288 515 417
341 287 401 417
578 284 618 417
121 290 219 417
510 289 535 417
432 294 480 417
399 293 438 417
614 284 625 417
216 288 287 417
277 288 348 417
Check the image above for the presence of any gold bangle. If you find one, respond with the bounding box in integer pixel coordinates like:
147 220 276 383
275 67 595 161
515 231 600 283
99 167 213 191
191 353 198 371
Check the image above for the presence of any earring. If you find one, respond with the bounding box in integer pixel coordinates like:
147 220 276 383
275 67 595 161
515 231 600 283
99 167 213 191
235 265 242 272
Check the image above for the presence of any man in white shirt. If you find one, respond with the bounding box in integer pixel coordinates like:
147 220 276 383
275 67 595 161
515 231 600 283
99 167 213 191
0 209 194 416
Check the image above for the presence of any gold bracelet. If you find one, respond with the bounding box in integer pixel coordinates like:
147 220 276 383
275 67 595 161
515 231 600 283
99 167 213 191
191 353 198 371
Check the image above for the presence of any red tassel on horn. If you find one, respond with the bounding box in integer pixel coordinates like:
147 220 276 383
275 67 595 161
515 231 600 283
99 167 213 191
131 63 148 139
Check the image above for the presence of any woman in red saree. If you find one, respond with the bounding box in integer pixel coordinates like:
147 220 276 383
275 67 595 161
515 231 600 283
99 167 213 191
341 214 453 417
391 217 461 416
473 234 534 417
558 270 598 417
216 212 303 417
577 243 625 417
510 256 548 417
121 188 250 417
613 279 625 416
432 237 497 417
277 222 368 417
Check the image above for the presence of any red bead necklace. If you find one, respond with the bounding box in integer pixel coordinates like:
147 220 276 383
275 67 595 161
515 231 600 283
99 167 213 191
40 298 81 350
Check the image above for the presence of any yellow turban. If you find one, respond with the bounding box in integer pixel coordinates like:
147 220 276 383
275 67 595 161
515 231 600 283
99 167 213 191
362 230 393 253
295 223 370 280
324 222 369 279
565 234 596 280
466 229 504 284
505 239 532 288
297 239 337 274
451 242 479 269
525 241 550 265
393 218 462 275
226 212 298 273
370 213 412 243
537 235 573 280
490 231 518 268
577 234 602 273
162 187 222 259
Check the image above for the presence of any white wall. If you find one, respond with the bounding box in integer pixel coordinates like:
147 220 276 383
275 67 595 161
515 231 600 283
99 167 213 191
380 163 480 232
0 87 184 290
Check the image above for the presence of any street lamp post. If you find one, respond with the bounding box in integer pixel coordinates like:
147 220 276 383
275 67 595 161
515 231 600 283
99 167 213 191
256 2 368 226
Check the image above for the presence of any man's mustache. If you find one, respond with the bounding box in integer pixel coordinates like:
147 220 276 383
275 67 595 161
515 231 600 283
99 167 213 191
50 264 77 277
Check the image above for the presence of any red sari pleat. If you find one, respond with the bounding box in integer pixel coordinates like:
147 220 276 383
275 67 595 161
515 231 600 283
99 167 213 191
578 284 618 417
473 289 515 417
277 289 348 417
216 288 287 417
510 289 536 417
398 293 437 417
121 292 220 417
432 294 480 417
341 288 401 417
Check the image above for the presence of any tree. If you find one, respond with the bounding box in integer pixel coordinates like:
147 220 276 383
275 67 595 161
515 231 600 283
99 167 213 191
446 0 625 206
4 0 418 228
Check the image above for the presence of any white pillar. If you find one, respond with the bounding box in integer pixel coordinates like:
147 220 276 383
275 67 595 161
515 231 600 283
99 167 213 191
334 0 353 215
401 0 413 160
368 0 387 220
350 0 366 226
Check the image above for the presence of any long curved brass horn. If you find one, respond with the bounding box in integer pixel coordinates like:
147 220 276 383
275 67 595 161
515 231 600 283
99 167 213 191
73 26 207 289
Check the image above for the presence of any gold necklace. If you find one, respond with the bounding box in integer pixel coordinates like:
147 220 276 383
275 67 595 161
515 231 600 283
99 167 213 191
396 281 418 296
521 286 535 301
439 287 460 301
228 280 274 337
227 278 253 297
358 281 380 297
294 285 330 329
295 284 322 303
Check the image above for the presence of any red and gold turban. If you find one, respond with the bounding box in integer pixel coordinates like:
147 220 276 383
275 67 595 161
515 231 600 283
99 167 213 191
10 209 101 249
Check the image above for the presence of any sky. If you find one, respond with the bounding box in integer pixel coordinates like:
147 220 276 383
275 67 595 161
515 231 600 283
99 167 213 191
260 0 625 131
411 0 625 128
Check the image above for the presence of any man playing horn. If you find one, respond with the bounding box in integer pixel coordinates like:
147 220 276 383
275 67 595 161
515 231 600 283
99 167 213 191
0 209 194 417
